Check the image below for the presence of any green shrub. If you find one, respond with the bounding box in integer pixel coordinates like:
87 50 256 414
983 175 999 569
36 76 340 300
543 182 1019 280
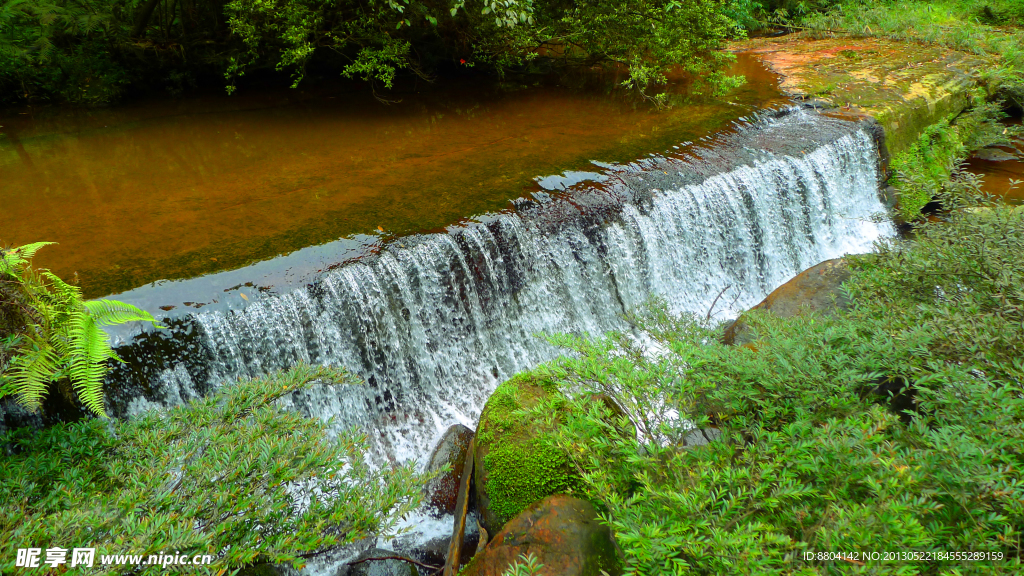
1 0 745 105
519 190 1024 573
0 363 426 575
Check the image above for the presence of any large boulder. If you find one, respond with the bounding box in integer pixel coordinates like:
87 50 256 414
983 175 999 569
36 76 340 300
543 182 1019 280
423 423 475 515
723 258 852 345
473 373 584 536
459 495 622 576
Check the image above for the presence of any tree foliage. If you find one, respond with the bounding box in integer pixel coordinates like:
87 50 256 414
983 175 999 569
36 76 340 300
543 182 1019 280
1 243 161 417
0 0 743 104
0 363 426 575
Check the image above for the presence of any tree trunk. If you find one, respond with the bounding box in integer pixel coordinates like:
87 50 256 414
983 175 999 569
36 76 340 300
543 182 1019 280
131 0 163 39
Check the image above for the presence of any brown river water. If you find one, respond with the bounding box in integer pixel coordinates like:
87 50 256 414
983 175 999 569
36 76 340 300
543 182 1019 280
1 55 786 298
963 116 1024 204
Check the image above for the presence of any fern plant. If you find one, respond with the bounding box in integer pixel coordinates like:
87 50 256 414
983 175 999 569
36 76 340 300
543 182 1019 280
0 242 161 417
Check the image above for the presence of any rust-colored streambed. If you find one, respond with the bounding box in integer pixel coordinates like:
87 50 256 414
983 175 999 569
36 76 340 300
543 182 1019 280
1 55 785 298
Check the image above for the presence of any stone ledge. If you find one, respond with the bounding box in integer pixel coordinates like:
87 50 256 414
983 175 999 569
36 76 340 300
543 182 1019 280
732 35 995 156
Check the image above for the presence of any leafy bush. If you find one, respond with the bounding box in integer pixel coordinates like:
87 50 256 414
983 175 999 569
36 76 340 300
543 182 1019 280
1 243 161 417
512 189 1024 573
0 363 426 575
0 0 134 104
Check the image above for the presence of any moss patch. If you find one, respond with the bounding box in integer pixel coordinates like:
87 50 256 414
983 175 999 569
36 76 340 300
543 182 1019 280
474 373 584 531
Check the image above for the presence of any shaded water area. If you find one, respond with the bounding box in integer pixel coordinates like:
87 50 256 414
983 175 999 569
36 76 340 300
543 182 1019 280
98 109 894 471
963 116 1024 204
1 55 786 299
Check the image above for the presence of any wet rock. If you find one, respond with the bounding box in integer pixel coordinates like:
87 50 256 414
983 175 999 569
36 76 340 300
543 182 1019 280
879 185 899 209
723 258 852 345
415 511 480 568
459 495 622 576
424 424 475 515
346 548 419 576
974 147 1019 162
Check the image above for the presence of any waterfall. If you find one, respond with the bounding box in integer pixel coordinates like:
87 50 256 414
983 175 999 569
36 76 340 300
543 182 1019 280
106 109 894 464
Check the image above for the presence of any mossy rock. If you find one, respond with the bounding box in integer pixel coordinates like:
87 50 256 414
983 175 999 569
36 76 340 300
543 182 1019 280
473 372 585 536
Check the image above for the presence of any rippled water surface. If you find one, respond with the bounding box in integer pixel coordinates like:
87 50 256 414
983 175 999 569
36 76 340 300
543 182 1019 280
1 55 785 298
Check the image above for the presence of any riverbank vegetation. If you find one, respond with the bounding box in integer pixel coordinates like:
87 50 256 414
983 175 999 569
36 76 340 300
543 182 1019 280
889 98 1022 220
4 1 1023 108
514 179 1023 572
0 363 426 575
763 0 1024 108
0 0 742 106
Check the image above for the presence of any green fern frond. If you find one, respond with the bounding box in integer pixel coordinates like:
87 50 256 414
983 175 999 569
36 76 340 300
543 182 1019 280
67 311 113 417
83 299 162 328
9 342 60 410
0 241 55 274
40 271 84 317
1 242 161 418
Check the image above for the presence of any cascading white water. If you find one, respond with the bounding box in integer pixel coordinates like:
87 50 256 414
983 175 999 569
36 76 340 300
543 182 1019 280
111 110 894 466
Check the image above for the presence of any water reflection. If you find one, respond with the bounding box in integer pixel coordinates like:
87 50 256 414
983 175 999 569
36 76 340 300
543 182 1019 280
1 54 785 298
963 116 1023 204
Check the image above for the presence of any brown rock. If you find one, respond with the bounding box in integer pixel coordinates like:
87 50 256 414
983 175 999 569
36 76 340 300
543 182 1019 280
723 258 852 345
974 147 1018 162
424 424 474 515
459 495 622 576
731 35 987 156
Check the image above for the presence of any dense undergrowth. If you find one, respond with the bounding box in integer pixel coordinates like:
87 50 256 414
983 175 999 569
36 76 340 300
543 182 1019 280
512 181 1024 573
0 363 427 575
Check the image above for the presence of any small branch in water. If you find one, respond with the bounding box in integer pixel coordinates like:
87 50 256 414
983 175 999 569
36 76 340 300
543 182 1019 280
348 555 442 572
705 285 732 323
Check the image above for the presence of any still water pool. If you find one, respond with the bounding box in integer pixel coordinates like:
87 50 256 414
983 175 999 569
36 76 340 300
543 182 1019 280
1 55 785 298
